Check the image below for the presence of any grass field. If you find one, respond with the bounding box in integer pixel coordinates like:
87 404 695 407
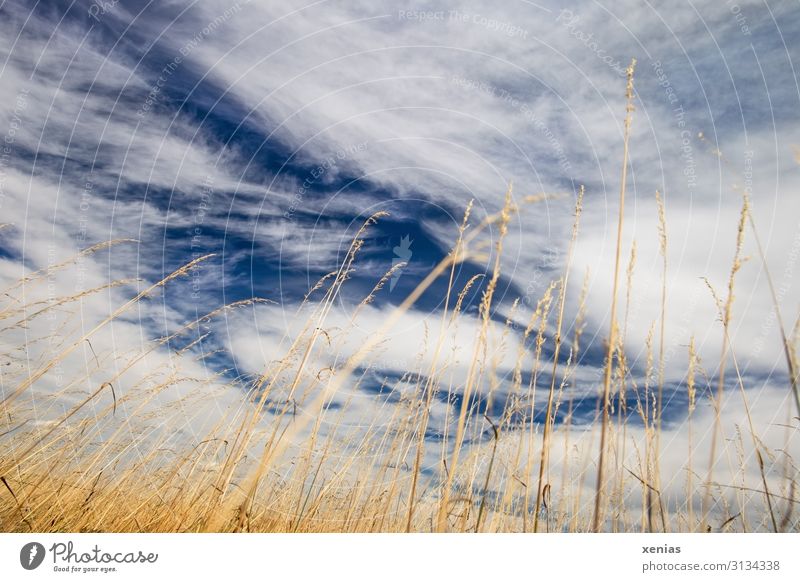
1 62 798 534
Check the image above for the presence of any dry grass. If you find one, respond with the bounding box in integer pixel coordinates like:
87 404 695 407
1 70 798 534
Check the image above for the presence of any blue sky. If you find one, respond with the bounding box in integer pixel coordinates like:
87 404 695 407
1 0 800 444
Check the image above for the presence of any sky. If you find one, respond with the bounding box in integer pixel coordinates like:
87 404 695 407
1 0 800 479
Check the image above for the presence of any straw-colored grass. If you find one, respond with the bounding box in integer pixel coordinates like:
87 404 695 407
1 68 798 533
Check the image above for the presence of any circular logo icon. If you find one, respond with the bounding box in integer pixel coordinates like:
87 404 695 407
20 542 46 570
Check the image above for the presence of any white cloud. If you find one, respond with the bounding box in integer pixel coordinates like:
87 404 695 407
1 0 799 520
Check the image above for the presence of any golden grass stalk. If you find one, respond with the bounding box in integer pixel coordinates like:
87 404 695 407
435 185 514 532
533 185 584 532
405 201 473 532
652 189 669 532
593 57 637 533
702 276 778 531
686 336 698 529
613 241 636 531
2 251 214 408
746 208 800 418
700 195 749 530
521 282 556 531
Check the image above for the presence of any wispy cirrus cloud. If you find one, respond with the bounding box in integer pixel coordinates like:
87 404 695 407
1 0 799 445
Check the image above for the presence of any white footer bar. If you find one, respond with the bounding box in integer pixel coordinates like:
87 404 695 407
1 533 798 581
